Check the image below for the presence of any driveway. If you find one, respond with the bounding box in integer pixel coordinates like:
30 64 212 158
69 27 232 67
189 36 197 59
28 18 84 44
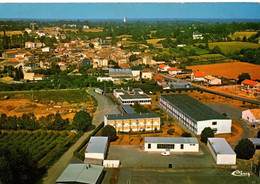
39 88 119 184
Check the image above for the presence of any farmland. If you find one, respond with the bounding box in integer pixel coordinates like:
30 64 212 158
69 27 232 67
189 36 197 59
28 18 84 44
187 62 260 80
0 130 82 169
0 89 96 119
230 31 257 40
0 31 23 36
208 41 260 54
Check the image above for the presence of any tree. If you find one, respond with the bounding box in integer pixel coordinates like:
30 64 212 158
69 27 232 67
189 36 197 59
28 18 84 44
235 138 255 159
89 43 94 48
72 111 92 131
200 127 214 143
101 125 117 141
182 132 192 137
242 36 247 42
167 129 175 135
238 73 251 84
211 46 223 54
129 54 138 62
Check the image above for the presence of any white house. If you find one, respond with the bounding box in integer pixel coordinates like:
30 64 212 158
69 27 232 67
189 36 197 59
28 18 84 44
25 28 32 34
193 31 204 40
207 138 236 165
167 67 182 76
157 64 170 72
191 70 206 81
131 70 140 81
242 109 260 124
85 136 109 165
42 47 50 52
160 94 231 135
25 42 35 48
144 137 199 152
141 69 152 79
205 75 221 85
23 72 35 80
33 74 45 81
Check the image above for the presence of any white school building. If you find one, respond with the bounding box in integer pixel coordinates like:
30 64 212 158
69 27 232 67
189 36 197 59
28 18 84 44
85 136 109 165
160 94 232 135
207 138 236 165
144 137 199 152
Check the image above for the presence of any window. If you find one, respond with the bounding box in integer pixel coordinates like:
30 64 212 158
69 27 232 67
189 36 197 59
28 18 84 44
157 144 175 149
180 144 184 149
212 122 217 125
190 144 195 146
212 128 217 133
148 144 151 149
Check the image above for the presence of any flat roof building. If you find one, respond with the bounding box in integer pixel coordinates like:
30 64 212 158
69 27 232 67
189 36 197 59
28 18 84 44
56 164 104 184
160 94 231 135
104 113 160 132
85 136 109 165
207 138 236 165
114 88 151 105
144 137 199 152
121 105 136 114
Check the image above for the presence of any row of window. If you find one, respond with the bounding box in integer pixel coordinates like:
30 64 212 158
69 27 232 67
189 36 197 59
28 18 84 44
148 143 196 149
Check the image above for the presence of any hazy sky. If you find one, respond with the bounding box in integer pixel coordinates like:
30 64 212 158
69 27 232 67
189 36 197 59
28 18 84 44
0 3 259 20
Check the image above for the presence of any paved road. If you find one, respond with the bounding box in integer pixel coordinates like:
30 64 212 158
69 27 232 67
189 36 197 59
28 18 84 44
39 88 119 184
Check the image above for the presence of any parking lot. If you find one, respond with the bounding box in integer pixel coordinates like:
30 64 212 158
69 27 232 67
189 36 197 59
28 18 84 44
107 143 215 168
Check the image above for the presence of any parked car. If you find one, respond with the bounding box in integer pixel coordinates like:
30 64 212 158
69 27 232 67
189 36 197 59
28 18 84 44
161 151 170 156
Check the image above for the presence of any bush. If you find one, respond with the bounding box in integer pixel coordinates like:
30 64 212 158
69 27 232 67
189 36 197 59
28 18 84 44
235 138 255 160
167 129 175 135
257 130 260 138
182 132 192 137
101 125 117 142
200 127 214 143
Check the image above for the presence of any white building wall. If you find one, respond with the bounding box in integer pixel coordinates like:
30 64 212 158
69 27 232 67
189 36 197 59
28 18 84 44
85 152 105 160
141 72 152 79
217 154 236 165
242 110 257 123
197 119 232 135
209 78 221 85
144 143 199 152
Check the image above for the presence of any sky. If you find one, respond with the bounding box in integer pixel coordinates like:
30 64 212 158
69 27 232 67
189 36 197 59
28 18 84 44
0 3 259 20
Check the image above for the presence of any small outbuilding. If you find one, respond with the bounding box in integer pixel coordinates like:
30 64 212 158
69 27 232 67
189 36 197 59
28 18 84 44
144 137 199 152
207 138 236 165
242 109 260 124
56 164 104 184
248 138 260 149
85 136 109 165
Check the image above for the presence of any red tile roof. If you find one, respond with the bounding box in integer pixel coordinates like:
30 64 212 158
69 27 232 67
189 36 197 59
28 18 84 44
158 64 167 69
69 42 76 45
34 74 44 77
153 74 164 82
16 56 24 60
141 69 152 73
193 70 205 78
242 79 258 86
5 50 18 54
59 62 67 65
8 59 19 62
168 67 182 71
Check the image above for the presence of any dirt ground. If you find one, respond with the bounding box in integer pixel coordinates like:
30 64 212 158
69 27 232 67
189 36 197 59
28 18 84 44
187 62 260 80
110 123 185 146
0 98 96 121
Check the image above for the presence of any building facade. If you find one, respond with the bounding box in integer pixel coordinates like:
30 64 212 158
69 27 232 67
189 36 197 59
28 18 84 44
160 94 231 135
242 109 260 123
144 137 199 152
104 113 160 132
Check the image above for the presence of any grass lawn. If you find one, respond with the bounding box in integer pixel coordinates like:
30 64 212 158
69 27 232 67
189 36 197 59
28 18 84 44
230 31 257 40
147 38 165 45
0 89 92 104
208 42 260 54
116 34 133 38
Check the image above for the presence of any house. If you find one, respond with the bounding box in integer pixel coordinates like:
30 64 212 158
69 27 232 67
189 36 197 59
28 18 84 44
0 76 14 84
191 70 206 81
207 138 236 165
58 62 67 71
82 58 91 67
104 113 160 132
242 109 260 124
241 79 259 91
93 58 108 68
157 64 170 72
131 68 141 81
84 137 109 165
160 94 231 135
153 74 165 85
168 67 182 76
33 74 45 81
113 88 151 105
144 137 199 152
25 42 35 48
25 28 32 34
193 31 203 40
204 75 221 85
108 69 132 81
94 88 104 95
141 69 153 79
42 47 50 52
23 72 35 80
2 50 19 59
56 164 104 184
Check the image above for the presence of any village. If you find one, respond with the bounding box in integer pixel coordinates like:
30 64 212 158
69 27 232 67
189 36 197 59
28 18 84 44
0 7 260 184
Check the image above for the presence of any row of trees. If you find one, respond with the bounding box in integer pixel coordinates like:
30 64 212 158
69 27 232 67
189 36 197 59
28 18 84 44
0 111 92 131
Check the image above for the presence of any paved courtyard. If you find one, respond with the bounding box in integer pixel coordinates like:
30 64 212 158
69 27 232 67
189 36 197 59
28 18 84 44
107 143 215 168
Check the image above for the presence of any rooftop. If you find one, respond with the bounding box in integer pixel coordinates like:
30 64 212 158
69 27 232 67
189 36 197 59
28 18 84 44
158 64 168 69
168 67 182 71
249 109 260 119
208 138 236 155
120 93 151 100
85 136 108 154
193 70 205 78
145 137 198 144
106 112 159 121
56 164 104 184
248 138 260 145
161 94 229 121
121 105 136 114
242 79 259 86
109 68 132 75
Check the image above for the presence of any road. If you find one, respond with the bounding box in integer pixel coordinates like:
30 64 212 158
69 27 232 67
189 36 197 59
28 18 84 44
39 88 120 184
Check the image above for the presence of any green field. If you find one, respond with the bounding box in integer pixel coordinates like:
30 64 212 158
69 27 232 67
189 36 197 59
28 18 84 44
0 131 82 169
200 54 225 59
230 31 257 40
0 89 92 104
208 42 260 54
